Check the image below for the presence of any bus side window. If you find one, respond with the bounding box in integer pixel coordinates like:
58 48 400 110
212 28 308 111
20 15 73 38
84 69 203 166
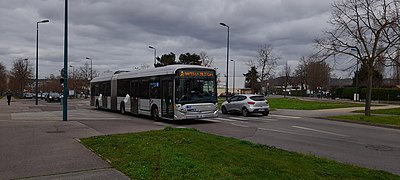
137 81 149 99
149 82 160 99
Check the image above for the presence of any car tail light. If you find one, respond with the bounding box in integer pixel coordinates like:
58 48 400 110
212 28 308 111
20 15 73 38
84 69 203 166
247 101 255 105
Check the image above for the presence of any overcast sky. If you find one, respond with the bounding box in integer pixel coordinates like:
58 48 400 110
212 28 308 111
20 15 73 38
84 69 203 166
0 0 341 80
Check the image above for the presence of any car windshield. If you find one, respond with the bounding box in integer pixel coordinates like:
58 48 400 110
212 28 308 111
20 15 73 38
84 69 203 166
175 77 216 104
250 96 265 101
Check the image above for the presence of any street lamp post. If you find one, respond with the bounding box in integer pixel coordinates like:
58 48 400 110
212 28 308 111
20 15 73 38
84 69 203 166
351 48 360 101
86 57 93 80
149 46 157 67
230 59 235 95
35 19 49 105
69 65 76 98
355 58 359 101
220 22 230 99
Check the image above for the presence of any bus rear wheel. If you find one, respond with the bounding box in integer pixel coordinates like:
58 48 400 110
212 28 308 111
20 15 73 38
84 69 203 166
151 106 160 121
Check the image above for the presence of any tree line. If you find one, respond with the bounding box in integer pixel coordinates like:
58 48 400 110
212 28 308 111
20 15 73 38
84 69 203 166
154 51 214 67
0 58 99 97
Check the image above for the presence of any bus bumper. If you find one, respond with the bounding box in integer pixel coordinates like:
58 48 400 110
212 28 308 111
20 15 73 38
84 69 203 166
174 110 218 120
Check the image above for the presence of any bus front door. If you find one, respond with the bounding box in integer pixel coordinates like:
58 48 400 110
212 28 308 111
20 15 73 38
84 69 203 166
161 80 174 119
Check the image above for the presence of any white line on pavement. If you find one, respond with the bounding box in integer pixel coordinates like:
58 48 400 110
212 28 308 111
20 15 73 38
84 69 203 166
258 127 304 136
269 114 301 119
247 117 278 121
231 123 249 128
291 126 349 137
229 117 248 121
213 117 238 122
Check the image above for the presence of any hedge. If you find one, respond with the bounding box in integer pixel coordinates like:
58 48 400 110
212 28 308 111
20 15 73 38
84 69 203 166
333 87 400 101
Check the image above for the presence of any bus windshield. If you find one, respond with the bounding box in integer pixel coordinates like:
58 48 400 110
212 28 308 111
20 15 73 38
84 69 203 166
175 77 216 104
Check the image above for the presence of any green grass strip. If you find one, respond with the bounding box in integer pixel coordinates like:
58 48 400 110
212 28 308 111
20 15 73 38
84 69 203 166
81 127 397 179
268 98 363 110
353 108 400 115
330 115 400 126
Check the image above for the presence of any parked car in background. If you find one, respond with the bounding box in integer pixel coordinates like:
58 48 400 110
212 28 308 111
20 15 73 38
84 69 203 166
23 93 34 99
219 92 233 97
41 92 48 100
221 94 269 116
46 92 61 102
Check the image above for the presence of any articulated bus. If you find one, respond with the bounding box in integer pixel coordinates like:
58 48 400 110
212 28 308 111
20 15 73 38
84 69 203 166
90 65 218 120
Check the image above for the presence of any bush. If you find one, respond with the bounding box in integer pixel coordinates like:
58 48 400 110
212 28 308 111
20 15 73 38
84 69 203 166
290 90 307 97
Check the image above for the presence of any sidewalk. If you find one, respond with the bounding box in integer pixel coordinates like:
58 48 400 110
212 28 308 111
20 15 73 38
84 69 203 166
0 98 131 180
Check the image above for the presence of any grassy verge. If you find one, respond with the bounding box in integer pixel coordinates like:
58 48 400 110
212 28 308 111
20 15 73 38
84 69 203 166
268 98 364 110
81 128 397 179
330 115 400 127
353 108 400 115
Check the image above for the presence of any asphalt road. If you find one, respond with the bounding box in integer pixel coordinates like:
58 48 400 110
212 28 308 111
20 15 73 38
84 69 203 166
1 98 399 179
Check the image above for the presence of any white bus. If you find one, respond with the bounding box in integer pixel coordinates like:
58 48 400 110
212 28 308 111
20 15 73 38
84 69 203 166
90 65 218 120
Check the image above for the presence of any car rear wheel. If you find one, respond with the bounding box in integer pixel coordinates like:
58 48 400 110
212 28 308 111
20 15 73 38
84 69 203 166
242 108 249 117
221 106 228 114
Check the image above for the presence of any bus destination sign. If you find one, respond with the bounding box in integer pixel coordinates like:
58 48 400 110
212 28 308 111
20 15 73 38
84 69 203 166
178 70 214 77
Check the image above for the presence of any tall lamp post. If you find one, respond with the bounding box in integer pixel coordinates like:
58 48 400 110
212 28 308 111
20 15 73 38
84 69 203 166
86 57 93 80
148 46 156 67
351 48 359 101
230 59 236 95
35 19 49 105
220 22 230 99
69 65 75 98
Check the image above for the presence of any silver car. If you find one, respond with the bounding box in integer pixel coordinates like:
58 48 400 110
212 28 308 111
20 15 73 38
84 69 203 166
221 94 269 116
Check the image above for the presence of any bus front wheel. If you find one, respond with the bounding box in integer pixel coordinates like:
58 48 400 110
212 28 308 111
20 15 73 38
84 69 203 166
151 106 160 121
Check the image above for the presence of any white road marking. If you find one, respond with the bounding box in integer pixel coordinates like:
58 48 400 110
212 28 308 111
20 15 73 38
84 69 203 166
231 123 249 128
203 119 222 123
229 117 248 121
258 128 304 136
214 117 237 122
291 126 348 137
269 114 300 119
247 117 278 121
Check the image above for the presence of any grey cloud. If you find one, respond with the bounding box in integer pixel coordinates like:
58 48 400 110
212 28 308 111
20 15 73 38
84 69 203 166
1 0 337 79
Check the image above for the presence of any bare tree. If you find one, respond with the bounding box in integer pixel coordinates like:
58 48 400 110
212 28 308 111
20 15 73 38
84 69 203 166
8 58 33 96
293 57 308 90
256 44 279 94
315 0 400 115
199 51 214 67
0 62 7 94
305 57 331 93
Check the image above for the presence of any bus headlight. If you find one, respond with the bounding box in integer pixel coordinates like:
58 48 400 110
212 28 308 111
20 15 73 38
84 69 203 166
178 107 187 113
176 104 187 113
